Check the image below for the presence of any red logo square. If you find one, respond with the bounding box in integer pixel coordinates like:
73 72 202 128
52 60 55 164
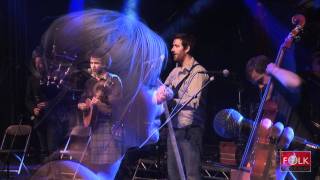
280 151 311 172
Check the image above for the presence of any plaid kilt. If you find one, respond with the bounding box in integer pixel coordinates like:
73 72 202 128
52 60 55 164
89 121 121 164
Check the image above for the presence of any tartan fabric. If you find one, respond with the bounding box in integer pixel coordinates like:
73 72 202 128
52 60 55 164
89 121 121 164
80 74 123 165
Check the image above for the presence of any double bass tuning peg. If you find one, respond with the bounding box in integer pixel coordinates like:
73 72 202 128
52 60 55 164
294 35 302 42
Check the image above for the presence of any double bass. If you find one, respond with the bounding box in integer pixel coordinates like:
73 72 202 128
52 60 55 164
236 15 305 179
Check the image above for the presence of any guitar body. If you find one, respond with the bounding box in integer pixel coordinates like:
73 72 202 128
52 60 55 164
231 169 250 180
251 143 275 179
232 125 276 180
250 100 278 179
82 76 114 127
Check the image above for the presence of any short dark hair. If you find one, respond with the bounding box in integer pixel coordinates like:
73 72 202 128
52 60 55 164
173 33 195 52
89 48 109 65
32 46 43 59
246 55 271 77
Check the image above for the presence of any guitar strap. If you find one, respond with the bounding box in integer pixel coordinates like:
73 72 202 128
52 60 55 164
172 63 200 99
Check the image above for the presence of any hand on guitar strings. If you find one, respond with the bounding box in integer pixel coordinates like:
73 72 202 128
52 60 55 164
154 84 174 104
33 101 48 116
78 102 89 111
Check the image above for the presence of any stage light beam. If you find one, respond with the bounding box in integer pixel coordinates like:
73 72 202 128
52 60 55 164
122 0 140 20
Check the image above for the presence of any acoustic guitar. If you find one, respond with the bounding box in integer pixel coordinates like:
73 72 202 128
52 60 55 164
82 75 115 127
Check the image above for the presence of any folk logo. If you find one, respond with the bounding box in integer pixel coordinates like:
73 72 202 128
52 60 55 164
280 151 311 172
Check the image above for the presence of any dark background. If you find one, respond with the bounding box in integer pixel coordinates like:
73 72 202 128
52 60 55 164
0 0 319 158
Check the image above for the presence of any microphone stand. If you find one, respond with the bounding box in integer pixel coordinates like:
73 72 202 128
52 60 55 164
164 103 186 180
161 76 214 131
237 89 242 114
139 76 214 180
140 76 214 147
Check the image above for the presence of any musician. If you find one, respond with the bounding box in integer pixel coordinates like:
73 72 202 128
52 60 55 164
298 51 320 142
297 51 320 178
246 55 319 179
159 33 209 180
77 50 123 174
40 9 169 179
25 46 64 161
247 55 301 94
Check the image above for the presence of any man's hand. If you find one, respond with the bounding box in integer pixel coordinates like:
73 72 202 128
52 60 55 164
33 101 48 116
78 102 89 110
260 118 294 149
91 97 101 105
266 63 279 76
33 107 41 116
155 85 174 104
36 101 48 109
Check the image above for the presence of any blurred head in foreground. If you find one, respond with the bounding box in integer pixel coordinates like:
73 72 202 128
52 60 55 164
40 9 168 179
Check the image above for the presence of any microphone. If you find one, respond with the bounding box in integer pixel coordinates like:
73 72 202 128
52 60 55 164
213 109 251 139
213 109 320 151
198 69 230 77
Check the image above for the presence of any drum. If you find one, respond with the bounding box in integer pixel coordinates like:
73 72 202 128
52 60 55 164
31 160 97 180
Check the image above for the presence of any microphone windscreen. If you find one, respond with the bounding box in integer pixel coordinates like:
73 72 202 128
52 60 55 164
160 54 165 61
222 69 230 77
213 109 243 139
87 68 92 74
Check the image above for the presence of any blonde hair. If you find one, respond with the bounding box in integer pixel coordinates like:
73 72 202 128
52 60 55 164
41 9 168 120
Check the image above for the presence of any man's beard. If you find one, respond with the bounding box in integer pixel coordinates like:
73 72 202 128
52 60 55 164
173 54 185 66
173 54 182 62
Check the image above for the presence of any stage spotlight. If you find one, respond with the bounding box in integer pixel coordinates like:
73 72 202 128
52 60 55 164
161 0 213 39
122 0 140 19
69 0 85 12
243 0 297 71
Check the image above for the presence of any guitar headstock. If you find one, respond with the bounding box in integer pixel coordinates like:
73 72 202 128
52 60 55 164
45 63 71 88
40 52 78 90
